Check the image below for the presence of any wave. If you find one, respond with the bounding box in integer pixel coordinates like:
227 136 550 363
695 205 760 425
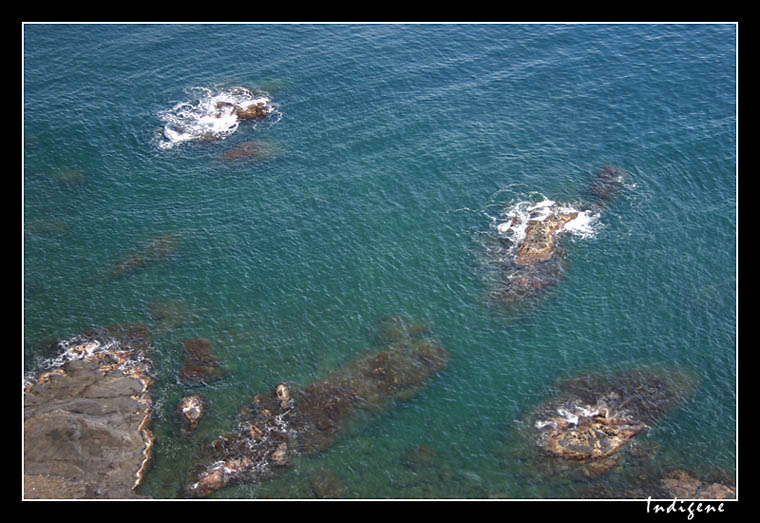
157 86 281 149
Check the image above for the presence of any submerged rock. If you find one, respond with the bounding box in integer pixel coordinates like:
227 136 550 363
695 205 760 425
110 234 182 279
660 469 736 500
310 466 348 498
403 443 439 470
178 338 228 385
374 315 431 344
184 323 448 497
217 138 283 162
589 164 628 207
23 324 155 499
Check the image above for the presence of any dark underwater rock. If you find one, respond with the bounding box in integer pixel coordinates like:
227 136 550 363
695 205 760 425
184 325 449 497
403 443 439 470
23 324 155 499
178 338 228 385
374 314 432 344
110 234 182 279
590 164 629 207
218 140 262 160
310 466 348 498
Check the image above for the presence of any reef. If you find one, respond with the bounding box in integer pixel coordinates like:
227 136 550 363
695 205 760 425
183 322 449 497
488 165 629 305
177 338 228 385
500 368 699 483
23 324 155 499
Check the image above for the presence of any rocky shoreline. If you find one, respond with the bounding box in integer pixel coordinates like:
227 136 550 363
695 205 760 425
23 324 155 499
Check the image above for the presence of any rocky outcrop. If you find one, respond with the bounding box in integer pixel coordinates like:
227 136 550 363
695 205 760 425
514 211 580 266
177 394 207 431
535 401 647 462
501 368 699 482
23 324 155 499
215 100 270 121
489 165 629 305
184 323 449 497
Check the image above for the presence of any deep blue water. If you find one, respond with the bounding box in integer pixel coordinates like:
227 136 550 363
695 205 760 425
23 23 736 499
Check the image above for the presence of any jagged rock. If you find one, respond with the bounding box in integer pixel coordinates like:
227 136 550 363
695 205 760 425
502 368 699 483
234 102 269 120
535 401 647 461
23 324 155 499
489 166 629 305
178 338 227 384
177 394 207 430
184 321 448 497
515 212 579 265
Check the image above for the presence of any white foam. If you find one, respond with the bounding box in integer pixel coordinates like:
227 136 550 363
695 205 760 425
494 198 601 250
157 86 278 149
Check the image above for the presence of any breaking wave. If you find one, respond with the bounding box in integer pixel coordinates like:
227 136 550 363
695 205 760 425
157 86 281 149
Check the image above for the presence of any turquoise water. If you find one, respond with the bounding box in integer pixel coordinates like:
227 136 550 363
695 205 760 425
23 23 737 499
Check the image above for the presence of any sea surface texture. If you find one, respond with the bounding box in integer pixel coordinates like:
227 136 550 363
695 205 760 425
23 23 737 499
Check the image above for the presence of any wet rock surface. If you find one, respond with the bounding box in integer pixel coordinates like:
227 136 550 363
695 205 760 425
488 165 629 305
501 368 699 485
177 394 207 431
23 324 155 499
184 321 449 497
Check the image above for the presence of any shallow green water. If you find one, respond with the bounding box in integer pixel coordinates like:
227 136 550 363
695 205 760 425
23 23 736 499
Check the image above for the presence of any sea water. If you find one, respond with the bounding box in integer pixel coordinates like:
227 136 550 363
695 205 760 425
23 23 737 499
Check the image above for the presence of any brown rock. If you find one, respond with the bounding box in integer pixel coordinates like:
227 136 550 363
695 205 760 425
234 102 268 120
177 394 207 430
23 325 155 499
184 318 449 497
515 212 578 265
